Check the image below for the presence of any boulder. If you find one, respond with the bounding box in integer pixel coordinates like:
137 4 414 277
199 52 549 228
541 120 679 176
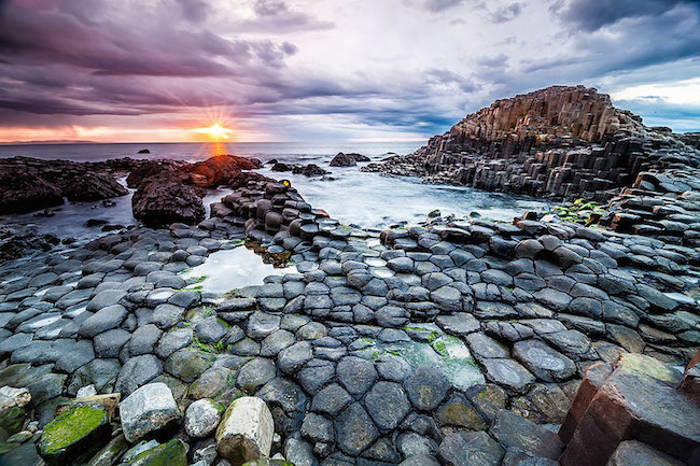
216 396 274 464
132 176 206 227
0 167 63 214
125 438 187 466
119 382 181 443
329 152 358 167
38 404 111 464
185 398 224 438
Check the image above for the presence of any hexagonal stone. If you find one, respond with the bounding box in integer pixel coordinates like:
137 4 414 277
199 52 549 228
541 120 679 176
311 383 352 416
337 356 377 395
152 304 185 329
119 382 181 443
86 290 126 312
194 317 228 343
438 431 504 466
301 412 334 443
436 313 480 336
277 341 312 374
364 381 410 431
489 410 563 460
335 402 379 456
466 332 509 360
185 398 223 438
436 393 486 429
115 354 163 395
482 358 535 393
236 358 276 393
155 327 193 359
513 340 576 382
128 324 162 356
260 330 295 357
404 365 450 411
78 305 127 337
164 349 215 383
247 312 281 340
93 329 131 358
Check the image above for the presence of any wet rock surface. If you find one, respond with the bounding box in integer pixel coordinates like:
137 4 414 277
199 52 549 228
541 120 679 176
1 87 699 465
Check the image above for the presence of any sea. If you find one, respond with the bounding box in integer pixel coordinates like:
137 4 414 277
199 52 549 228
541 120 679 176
0 141 549 239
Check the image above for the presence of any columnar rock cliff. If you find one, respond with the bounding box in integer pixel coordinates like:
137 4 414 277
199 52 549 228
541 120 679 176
364 85 700 201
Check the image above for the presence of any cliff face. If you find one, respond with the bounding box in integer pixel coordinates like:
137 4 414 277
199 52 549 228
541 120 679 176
364 85 699 201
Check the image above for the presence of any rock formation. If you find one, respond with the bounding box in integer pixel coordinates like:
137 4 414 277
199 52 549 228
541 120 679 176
364 85 700 201
0 157 129 214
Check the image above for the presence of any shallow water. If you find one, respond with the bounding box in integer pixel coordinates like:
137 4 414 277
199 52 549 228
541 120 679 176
0 141 549 238
180 246 297 294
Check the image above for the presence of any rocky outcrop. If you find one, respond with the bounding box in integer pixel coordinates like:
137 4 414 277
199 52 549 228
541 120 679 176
329 152 370 167
130 155 268 227
188 155 261 188
364 85 700 202
0 157 130 215
271 161 330 177
132 176 206 228
0 224 61 264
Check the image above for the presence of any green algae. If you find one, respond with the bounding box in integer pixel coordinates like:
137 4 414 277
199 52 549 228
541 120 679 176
38 405 107 456
360 330 485 391
127 439 187 466
0 407 26 437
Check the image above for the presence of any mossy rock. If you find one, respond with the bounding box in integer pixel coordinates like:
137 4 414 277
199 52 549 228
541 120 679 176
126 439 187 466
38 404 110 464
0 406 27 437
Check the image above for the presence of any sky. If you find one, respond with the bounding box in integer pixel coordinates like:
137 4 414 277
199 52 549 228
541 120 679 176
0 0 699 144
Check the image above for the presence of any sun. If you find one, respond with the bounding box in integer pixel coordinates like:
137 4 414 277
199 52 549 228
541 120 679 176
192 123 234 140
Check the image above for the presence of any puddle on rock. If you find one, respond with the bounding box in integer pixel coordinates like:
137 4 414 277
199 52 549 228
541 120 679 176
181 243 297 295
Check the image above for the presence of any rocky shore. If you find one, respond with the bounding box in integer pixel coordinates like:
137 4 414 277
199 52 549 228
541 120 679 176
0 86 699 465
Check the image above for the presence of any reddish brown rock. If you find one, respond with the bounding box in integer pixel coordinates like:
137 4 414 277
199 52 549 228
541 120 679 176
559 353 700 466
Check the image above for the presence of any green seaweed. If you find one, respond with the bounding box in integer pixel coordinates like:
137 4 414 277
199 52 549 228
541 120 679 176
38 405 106 456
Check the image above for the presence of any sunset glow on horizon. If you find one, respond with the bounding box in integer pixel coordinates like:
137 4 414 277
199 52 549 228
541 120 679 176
0 0 699 145
191 123 236 141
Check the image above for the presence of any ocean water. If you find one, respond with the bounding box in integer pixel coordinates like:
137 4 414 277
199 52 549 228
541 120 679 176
0 141 549 238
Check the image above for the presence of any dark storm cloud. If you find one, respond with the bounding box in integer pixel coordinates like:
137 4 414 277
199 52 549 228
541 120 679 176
552 0 700 31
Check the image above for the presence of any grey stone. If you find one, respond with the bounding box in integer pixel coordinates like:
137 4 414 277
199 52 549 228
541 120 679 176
404 365 450 411
185 398 223 438
311 383 352 416
337 356 377 395
364 381 410 431
78 304 127 337
116 354 163 395
335 402 379 456
119 382 181 443
438 431 505 466
92 328 131 358
513 340 577 382
277 341 313 374
128 324 162 356
489 410 563 460
237 357 276 393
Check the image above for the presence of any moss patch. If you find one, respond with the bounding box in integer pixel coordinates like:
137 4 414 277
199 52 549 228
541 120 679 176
38 405 108 457
128 439 187 466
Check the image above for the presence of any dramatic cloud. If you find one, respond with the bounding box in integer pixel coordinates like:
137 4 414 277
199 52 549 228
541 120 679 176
552 0 697 31
0 0 699 143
